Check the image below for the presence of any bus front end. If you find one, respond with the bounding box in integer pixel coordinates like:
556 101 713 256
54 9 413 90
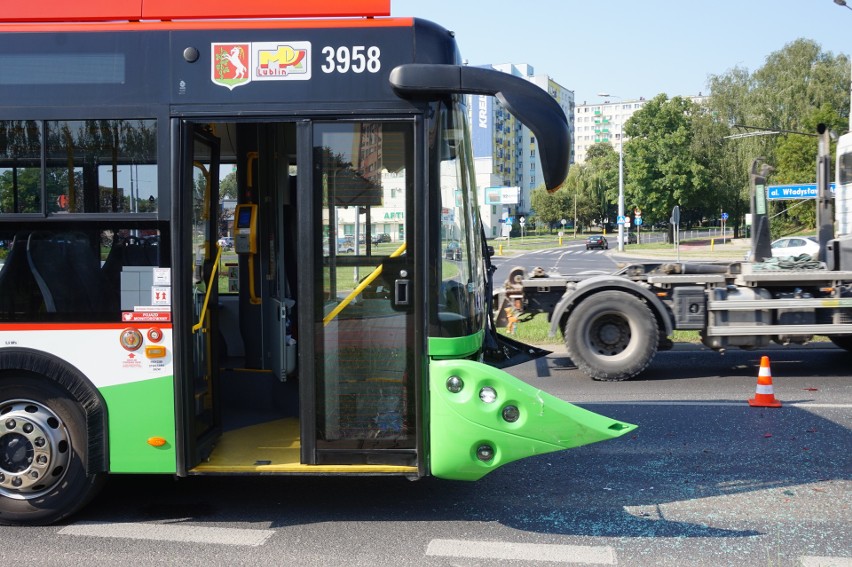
390 64 637 480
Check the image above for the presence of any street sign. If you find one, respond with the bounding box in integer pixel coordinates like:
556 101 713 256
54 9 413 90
671 205 680 225
616 215 626 224
767 183 836 200
634 217 643 226
721 212 728 221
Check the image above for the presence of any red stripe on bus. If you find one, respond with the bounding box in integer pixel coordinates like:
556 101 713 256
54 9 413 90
0 0 390 23
0 17 413 33
0 323 172 331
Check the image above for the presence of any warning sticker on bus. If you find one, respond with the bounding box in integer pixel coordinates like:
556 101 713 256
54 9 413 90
122 312 172 322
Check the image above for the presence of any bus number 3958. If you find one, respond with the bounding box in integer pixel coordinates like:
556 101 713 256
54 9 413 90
320 45 381 74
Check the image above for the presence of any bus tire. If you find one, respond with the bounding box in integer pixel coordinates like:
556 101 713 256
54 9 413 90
0 375 105 526
828 334 852 352
564 290 658 381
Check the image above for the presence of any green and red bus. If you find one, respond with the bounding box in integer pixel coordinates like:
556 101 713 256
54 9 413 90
0 0 636 525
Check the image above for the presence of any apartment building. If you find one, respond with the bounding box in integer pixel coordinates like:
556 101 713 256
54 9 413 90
466 63 574 237
574 94 708 164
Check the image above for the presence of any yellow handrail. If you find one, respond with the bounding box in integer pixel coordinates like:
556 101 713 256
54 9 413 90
192 244 223 333
248 251 262 305
322 242 406 327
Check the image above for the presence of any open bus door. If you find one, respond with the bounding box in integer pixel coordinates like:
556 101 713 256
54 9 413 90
175 120 421 474
179 124 222 467
301 120 420 470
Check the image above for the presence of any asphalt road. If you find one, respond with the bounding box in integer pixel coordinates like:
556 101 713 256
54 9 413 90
1 345 848 566
491 241 616 285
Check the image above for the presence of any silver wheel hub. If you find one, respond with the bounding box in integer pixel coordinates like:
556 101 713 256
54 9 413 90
0 400 71 499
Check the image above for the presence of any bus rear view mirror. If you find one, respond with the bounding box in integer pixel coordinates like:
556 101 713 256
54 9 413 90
389 64 570 192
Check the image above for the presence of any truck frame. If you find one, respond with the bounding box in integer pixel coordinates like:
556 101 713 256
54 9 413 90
496 125 852 381
498 259 852 381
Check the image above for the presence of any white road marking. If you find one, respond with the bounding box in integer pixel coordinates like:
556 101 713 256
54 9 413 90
59 521 275 547
800 556 852 567
425 539 616 564
579 401 852 409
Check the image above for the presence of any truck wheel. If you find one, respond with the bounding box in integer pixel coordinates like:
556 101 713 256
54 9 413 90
0 376 104 525
828 334 852 352
564 290 658 381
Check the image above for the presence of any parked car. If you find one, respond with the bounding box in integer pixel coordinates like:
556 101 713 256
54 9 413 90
585 235 608 250
770 236 820 258
217 236 233 249
626 232 638 244
372 233 391 244
444 240 462 260
337 238 355 253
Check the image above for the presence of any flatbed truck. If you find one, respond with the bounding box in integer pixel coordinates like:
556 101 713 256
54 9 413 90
494 125 852 381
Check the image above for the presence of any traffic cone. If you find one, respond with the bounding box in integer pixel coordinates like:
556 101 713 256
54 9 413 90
748 356 782 407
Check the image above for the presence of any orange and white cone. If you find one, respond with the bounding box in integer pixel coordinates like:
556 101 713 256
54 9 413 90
748 356 782 407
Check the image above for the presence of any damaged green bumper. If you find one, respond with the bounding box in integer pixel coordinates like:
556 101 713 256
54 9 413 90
429 359 637 480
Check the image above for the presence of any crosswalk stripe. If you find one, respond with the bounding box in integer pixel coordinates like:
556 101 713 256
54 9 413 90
59 521 275 547
426 539 616 564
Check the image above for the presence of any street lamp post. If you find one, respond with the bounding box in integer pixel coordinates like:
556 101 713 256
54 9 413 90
597 92 625 251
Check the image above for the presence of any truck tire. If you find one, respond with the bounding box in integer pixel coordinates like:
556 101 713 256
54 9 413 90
0 375 104 525
564 290 658 381
828 334 852 352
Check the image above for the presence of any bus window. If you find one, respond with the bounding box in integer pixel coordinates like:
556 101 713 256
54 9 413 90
437 99 484 340
43 119 158 215
0 227 162 321
0 120 42 214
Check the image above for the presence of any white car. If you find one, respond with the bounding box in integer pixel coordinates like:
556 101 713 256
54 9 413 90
770 236 820 258
217 236 233 248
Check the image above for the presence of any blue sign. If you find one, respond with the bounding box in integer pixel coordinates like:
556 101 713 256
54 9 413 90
767 183 836 200
634 217 643 226
467 93 494 159
616 215 626 224
721 212 728 221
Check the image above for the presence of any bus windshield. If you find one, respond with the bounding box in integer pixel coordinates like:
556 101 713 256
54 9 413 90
437 98 485 339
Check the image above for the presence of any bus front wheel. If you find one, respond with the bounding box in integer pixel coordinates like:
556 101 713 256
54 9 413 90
0 376 104 525
564 291 658 381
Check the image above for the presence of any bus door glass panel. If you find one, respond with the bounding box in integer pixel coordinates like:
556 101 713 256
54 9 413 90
312 121 416 462
188 128 221 437
437 100 484 339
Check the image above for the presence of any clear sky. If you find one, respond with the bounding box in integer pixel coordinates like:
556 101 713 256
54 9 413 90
390 0 852 105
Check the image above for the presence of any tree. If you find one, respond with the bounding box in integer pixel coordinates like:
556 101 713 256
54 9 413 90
584 143 619 220
707 39 850 235
623 94 712 228
220 171 238 199
529 184 572 233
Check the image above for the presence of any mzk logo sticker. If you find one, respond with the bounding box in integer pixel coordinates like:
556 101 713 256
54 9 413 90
212 41 311 90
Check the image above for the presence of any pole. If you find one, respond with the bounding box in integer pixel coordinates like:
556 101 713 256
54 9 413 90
816 123 833 262
617 120 625 252
596 92 626 251
573 190 578 239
